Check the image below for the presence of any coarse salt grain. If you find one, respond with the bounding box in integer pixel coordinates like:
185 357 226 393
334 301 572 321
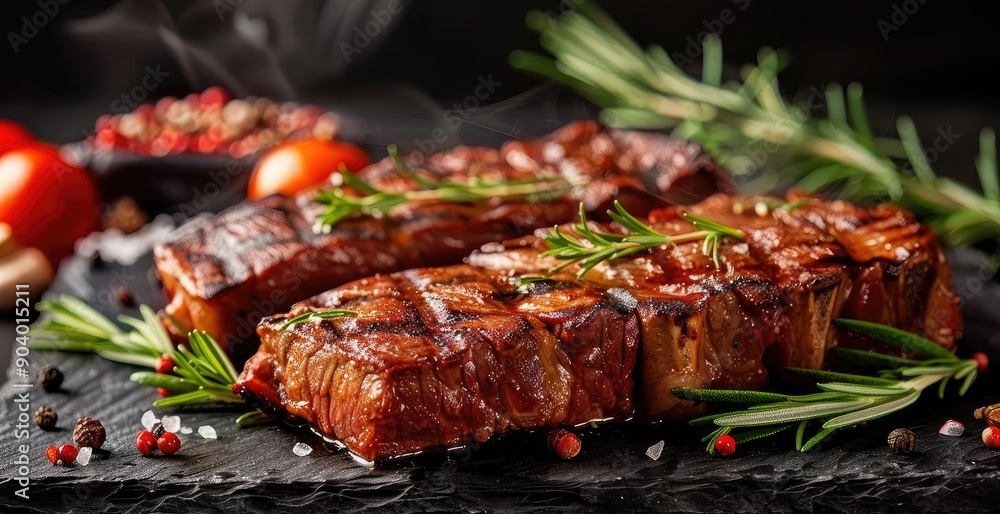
141 410 156 431
292 443 313 457
646 440 665 461
180 426 193 435
198 426 217 440
161 415 181 433
939 419 964 437
76 447 92 466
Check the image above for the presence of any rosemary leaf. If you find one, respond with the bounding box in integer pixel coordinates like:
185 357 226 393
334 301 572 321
800 427 838 452
281 309 358 330
822 391 919 429
834 320 956 360
713 400 870 428
672 388 788 404
733 424 794 445
784 367 900 386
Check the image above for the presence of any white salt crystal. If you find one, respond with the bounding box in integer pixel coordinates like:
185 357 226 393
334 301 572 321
161 415 181 433
198 425 218 439
180 426 193 435
76 447 92 466
939 419 964 437
646 440 665 461
141 410 156 430
292 442 313 457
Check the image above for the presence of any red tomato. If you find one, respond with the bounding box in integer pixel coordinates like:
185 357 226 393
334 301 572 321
0 144 99 265
248 139 371 200
0 119 33 154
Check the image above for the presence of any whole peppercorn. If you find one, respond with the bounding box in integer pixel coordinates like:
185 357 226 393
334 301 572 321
58 444 79 465
73 417 107 449
37 365 64 392
715 434 737 456
974 403 1000 429
151 421 166 439
136 430 157 457
888 428 917 454
157 432 182 455
34 406 58 431
547 429 582 460
983 426 1000 449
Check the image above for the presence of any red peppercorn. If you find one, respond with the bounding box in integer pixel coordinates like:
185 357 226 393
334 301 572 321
972 352 989 373
547 429 581 460
58 444 79 465
45 445 59 465
983 426 1000 449
157 432 182 455
154 355 175 375
714 434 737 456
157 387 172 398
200 87 230 108
136 430 157 456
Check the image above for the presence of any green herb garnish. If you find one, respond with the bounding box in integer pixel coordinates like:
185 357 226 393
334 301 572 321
674 319 978 453
513 4 1000 248
542 200 744 276
313 145 574 233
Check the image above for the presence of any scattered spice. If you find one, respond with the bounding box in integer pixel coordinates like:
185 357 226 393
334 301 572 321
888 428 917 454
101 197 149 235
157 432 181 455
292 442 313 457
151 421 166 439
37 365 64 392
974 403 1000 428
548 429 581 460
972 352 989 372
45 445 59 465
58 444 79 465
136 430 157 457
646 440 665 461
34 406 58 431
983 426 1000 449
76 447 93 466
714 434 737 456
154 355 175 375
198 425 218 440
113 285 136 308
73 417 107 448
938 420 964 437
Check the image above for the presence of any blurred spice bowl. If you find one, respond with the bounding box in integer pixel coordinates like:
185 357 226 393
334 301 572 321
64 87 346 215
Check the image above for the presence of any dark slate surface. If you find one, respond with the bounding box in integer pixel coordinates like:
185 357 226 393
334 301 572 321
1 243 999 513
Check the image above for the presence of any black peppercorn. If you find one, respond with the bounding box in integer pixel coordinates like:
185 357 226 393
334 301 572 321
73 416 107 449
151 421 165 438
34 406 58 431
37 365 64 392
888 428 917 454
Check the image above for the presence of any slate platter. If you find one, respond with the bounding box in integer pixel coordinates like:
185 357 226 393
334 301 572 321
1 241 999 513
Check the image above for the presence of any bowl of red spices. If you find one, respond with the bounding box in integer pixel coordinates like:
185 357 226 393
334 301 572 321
64 87 344 215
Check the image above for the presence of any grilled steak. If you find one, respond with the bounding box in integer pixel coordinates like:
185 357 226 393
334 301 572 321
155 121 731 359
233 193 962 463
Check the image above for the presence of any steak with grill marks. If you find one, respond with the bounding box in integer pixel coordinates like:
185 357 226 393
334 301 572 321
233 193 962 463
154 121 731 360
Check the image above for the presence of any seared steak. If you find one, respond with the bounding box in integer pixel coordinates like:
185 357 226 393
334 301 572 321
233 193 962 462
155 121 731 359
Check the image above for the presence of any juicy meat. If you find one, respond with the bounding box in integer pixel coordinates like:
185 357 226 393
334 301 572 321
155 121 731 360
234 193 962 462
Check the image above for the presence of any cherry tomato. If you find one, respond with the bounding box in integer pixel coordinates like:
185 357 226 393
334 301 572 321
0 144 99 265
0 119 33 154
248 139 371 200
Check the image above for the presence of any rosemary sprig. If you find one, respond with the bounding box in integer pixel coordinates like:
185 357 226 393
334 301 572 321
513 4 1000 248
542 200 744 276
674 318 979 453
312 145 574 233
281 309 358 330
31 295 247 410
